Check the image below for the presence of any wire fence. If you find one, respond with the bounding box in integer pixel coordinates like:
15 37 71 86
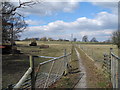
79 44 120 88
102 54 111 79
35 52 71 88
79 45 98 61
101 48 120 88
79 44 118 62
10 49 71 89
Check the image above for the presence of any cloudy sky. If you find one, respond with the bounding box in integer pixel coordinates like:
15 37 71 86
15 0 118 41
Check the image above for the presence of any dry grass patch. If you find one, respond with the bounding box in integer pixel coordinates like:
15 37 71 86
50 47 81 88
2 42 72 88
76 46 111 88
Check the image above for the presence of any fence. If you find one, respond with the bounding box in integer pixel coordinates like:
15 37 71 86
11 49 71 89
79 45 94 59
79 44 120 88
102 48 120 88
102 54 111 79
110 48 120 88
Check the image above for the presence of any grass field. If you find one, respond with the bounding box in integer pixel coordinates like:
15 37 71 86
78 44 118 69
16 41 72 56
2 41 76 88
76 46 111 88
3 41 118 88
79 44 118 61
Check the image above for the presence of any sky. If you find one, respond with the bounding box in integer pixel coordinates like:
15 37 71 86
13 0 118 41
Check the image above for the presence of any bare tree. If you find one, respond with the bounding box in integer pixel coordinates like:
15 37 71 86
73 38 77 42
1 1 38 44
90 37 98 42
82 35 89 42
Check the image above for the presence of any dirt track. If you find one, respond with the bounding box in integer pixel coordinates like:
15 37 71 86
75 48 87 88
74 46 110 88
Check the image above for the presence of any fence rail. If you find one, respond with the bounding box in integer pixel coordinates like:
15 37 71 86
102 48 120 88
110 49 120 88
12 49 71 89
111 52 120 60
79 44 120 88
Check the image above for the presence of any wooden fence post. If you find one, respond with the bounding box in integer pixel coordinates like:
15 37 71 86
29 55 35 90
108 53 111 81
118 48 120 88
110 48 113 86
63 49 68 75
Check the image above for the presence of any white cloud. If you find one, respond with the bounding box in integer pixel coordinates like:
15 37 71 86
17 2 79 16
25 20 45 25
96 12 117 29
79 29 113 36
21 11 117 41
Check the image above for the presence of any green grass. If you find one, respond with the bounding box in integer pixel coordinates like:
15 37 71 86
16 41 71 46
3 41 116 88
16 41 71 57
50 46 80 88
77 44 118 71
76 46 110 88
2 41 72 88
79 44 118 62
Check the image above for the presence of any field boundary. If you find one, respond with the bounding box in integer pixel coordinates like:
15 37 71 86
78 45 94 62
78 44 120 88
10 50 71 89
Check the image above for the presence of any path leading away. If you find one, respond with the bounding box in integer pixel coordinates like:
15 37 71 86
75 48 87 88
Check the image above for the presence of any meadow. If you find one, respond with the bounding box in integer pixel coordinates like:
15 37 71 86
2 41 78 88
3 41 118 88
78 44 118 69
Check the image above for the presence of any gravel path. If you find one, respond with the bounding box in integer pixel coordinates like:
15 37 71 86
74 48 87 88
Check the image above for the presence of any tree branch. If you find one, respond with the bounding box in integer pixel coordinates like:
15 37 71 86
2 1 36 15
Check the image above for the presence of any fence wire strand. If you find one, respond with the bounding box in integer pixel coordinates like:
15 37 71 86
35 53 71 88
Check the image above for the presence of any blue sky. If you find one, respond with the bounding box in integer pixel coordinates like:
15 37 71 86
25 2 112 26
17 1 118 41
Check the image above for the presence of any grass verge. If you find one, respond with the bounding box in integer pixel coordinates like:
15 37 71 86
50 46 81 88
76 46 111 88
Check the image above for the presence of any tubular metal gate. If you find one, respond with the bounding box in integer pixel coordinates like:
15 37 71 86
12 49 71 89
110 49 120 88
79 44 120 88
102 48 120 88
